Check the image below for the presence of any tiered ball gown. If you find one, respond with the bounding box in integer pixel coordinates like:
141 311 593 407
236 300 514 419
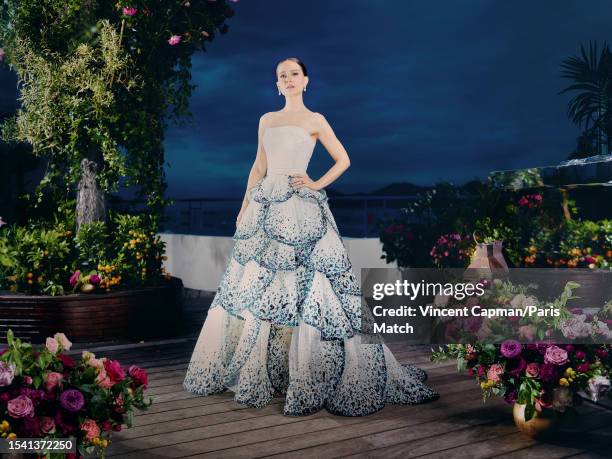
183 125 439 416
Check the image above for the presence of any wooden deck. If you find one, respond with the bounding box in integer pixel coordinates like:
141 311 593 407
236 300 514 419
78 334 612 459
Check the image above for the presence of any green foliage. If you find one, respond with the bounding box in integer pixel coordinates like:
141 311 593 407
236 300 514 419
0 0 236 225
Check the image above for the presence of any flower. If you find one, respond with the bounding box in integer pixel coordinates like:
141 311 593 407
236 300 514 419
544 345 568 366
34 416 55 435
59 389 85 412
500 340 522 359
45 337 59 354
104 360 126 384
122 7 137 16
55 411 76 434
128 365 148 388
90 274 101 284
486 363 504 382
80 419 101 441
539 363 560 383
0 49 4 63
525 362 540 378
69 270 81 288
7 395 34 418
54 333 72 351
0 361 15 386
576 362 590 373
561 315 592 339
587 376 611 403
58 354 76 369
575 350 586 360
0 215 6 226
596 347 609 359
95 369 114 389
518 325 536 342
168 35 181 45
101 420 112 432
44 372 63 392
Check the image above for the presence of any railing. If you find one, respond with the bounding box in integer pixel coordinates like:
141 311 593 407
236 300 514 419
113 195 419 238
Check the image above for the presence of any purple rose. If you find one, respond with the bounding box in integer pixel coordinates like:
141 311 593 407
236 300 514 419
536 341 550 355
500 340 522 359
59 389 85 412
504 389 517 405
89 274 101 284
539 363 560 383
544 345 568 366
7 395 34 418
0 361 15 387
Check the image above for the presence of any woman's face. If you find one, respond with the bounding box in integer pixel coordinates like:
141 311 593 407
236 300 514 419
276 60 308 96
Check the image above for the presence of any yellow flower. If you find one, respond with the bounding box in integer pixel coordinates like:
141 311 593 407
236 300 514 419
27 272 33 278
102 439 109 448
559 378 569 387
37 276 43 283
7 433 16 440
480 381 486 389
162 255 168 261
27 280 33 284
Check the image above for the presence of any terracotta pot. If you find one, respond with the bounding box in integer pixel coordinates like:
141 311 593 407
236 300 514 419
512 403 559 438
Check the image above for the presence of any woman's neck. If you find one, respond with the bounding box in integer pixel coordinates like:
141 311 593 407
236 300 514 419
282 94 307 112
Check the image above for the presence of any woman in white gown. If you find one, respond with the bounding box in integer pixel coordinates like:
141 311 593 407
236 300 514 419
183 58 438 416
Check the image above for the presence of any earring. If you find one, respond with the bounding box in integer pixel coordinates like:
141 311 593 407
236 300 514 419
303 86 307 92
278 89 281 95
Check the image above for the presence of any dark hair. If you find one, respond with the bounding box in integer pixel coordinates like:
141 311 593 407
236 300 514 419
276 57 308 78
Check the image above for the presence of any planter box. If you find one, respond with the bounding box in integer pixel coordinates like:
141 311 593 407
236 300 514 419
0 277 183 343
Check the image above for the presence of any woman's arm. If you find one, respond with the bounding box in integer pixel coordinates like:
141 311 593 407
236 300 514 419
237 116 268 223
290 113 350 191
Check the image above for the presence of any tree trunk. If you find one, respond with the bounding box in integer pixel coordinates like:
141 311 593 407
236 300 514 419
76 157 106 233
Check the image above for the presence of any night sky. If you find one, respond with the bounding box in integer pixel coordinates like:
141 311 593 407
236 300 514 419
2 0 612 198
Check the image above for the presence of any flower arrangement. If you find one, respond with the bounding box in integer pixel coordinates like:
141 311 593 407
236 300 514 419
432 281 612 422
432 341 611 421
0 330 150 457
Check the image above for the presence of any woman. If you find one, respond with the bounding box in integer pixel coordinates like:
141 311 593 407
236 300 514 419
183 58 438 416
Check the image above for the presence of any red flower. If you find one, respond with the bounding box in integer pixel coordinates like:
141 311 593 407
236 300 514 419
103 360 126 384
58 354 76 369
128 365 148 389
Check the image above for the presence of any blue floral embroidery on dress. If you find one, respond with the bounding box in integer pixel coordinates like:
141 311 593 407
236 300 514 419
184 173 439 416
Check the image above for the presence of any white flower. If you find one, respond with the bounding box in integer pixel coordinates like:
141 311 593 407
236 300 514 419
587 376 611 403
510 294 538 311
53 333 72 351
561 315 592 339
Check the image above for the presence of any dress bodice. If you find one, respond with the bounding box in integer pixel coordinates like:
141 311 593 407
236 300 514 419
263 125 316 175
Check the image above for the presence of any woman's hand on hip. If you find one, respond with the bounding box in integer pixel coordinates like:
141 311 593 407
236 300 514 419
290 174 321 191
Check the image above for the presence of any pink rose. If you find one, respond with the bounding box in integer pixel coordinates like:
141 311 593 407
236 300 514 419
89 274 101 284
104 360 125 384
40 416 56 434
544 345 568 366
519 325 536 342
44 372 63 392
122 7 137 16
7 395 34 418
45 337 59 354
525 362 540 378
54 333 72 351
95 370 114 389
576 362 590 373
80 419 100 441
168 34 181 46
0 48 4 63
575 350 586 360
487 363 504 382
101 420 112 432
23 376 33 385
128 365 148 389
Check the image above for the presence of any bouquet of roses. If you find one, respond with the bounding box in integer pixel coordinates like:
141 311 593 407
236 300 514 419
432 341 611 421
0 330 150 458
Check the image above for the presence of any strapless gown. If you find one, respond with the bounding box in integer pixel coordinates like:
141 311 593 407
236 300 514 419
183 125 438 416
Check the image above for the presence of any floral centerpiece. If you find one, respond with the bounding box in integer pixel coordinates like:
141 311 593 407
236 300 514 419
0 330 150 457
432 280 612 435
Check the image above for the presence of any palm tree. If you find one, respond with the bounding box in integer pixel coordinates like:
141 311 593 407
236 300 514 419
559 41 612 157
